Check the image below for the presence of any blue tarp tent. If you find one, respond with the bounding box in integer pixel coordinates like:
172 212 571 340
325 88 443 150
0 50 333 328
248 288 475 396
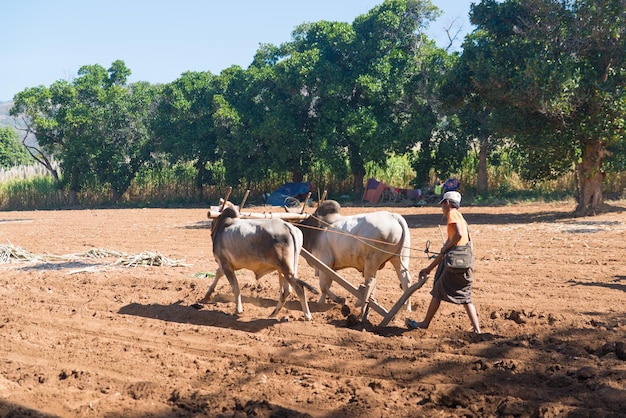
265 182 312 207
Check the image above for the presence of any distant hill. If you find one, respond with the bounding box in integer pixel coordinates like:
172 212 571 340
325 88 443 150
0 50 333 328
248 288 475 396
0 101 16 127
0 100 38 147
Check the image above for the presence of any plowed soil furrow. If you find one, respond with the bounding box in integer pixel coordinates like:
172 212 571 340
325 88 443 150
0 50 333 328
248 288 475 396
0 203 624 417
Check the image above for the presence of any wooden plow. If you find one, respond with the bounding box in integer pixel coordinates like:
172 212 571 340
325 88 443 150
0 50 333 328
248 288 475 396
207 187 428 328
299 248 428 327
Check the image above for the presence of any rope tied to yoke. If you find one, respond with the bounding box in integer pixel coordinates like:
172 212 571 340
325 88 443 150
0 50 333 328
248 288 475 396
299 213 431 261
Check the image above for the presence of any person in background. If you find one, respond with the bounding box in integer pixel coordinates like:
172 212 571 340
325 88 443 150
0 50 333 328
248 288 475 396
406 191 481 333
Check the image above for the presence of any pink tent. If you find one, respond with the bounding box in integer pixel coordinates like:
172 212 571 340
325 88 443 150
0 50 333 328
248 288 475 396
361 178 387 203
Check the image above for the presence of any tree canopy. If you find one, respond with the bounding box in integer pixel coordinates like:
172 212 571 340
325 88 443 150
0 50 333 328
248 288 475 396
466 0 626 214
7 0 626 213
0 126 32 168
10 60 158 204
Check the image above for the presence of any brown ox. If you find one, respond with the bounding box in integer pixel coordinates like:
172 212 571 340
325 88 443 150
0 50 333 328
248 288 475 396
200 206 316 320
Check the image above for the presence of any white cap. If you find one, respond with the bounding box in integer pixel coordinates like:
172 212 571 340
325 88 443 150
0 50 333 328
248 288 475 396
439 191 461 206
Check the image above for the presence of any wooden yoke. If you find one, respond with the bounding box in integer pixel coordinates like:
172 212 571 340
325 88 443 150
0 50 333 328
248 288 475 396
207 210 310 221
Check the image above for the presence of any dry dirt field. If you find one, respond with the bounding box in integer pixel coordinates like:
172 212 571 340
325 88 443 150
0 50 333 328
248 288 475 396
0 201 625 417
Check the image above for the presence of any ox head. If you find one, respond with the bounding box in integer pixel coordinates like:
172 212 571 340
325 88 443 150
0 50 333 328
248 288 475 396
313 200 344 225
296 200 342 251
211 206 239 239
314 200 341 217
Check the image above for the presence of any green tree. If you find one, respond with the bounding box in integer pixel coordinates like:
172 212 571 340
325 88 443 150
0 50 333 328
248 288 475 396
213 58 317 187
212 65 276 187
469 0 626 215
437 32 502 196
248 44 321 183
11 60 157 205
283 0 441 193
89 79 159 203
408 43 460 187
206 1 443 193
153 71 218 198
10 83 66 188
0 126 33 168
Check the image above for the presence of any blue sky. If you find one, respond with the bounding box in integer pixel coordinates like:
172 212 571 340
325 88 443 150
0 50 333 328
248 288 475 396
1 1 474 102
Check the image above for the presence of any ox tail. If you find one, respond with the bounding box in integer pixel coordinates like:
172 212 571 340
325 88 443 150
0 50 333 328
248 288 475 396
395 213 412 274
296 278 319 295
285 222 320 295
285 221 303 278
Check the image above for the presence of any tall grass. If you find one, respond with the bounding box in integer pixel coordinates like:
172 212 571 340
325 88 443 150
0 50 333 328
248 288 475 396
604 171 626 199
0 164 52 182
0 156 624 210
365 154 415 189
0 176 63 209
450 150 580 203
123 164 206 206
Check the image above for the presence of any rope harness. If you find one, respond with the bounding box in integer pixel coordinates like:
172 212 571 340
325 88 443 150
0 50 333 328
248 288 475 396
423 240 442 259
298 214 432 261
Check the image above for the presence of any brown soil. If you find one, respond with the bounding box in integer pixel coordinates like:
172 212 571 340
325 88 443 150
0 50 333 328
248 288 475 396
0 201 625 417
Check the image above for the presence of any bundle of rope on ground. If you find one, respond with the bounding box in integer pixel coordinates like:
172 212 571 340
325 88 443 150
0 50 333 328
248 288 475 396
0 242 190 268
112 251 190 267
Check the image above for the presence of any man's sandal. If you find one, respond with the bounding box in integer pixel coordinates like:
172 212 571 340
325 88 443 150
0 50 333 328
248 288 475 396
405 318 420 330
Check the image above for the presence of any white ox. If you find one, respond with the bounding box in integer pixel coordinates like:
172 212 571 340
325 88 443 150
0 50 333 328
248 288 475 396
297 200 413 311
199 206 316 320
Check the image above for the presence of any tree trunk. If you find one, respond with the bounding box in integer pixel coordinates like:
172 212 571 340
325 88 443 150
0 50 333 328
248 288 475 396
291 171 304 183
349 145 365 195
111 178 132 205
68 166 79 206
111 190 122 204
353 171 365 195
477 137 489 196
575 141 611 216
195 159 206 201
24 144 61 186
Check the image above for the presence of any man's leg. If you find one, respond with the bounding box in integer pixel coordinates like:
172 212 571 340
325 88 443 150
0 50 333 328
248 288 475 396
406 297 441 329
464 302 481 333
